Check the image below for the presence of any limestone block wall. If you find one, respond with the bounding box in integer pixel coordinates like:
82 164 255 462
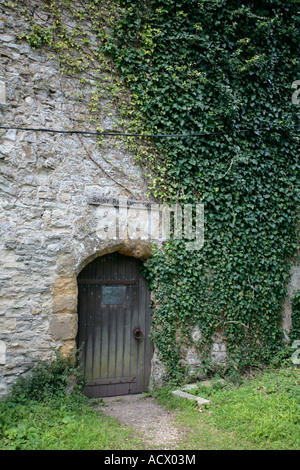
0 0 153 395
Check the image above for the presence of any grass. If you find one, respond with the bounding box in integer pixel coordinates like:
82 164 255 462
154 366 300 450
0 354 146 450
0 358 299 450
0 394 145 450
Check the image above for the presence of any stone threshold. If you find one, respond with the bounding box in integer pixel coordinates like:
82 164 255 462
171 389 211 406
172 379 225 406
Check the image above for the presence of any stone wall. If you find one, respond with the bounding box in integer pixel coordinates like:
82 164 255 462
0 0 155 395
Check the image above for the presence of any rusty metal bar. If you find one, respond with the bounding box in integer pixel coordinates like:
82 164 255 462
78 279 138 285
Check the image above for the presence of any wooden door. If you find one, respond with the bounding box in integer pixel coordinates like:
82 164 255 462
77 253 153 397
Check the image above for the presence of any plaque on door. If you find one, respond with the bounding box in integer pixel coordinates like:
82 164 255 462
101 285 126 305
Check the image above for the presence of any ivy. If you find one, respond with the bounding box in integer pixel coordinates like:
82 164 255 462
13 0 299 382
105 0 299 380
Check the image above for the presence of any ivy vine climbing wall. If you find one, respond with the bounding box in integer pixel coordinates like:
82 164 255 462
105 0 299 380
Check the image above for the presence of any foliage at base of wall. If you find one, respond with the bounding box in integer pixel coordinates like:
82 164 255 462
6 352 86 403
8 0 300 382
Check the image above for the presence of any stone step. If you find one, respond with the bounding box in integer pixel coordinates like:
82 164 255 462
171 389 211 405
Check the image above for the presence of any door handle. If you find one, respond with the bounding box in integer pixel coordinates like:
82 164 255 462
133 327 144 340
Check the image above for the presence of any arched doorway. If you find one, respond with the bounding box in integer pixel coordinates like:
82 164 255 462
77 252 153 397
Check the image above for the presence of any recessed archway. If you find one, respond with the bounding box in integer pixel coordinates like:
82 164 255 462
76 252 153 397
51 235 156 357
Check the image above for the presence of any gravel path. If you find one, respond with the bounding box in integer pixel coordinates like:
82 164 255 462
99 394 185 450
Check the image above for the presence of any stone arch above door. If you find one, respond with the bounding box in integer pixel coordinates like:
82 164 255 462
50 237 155 358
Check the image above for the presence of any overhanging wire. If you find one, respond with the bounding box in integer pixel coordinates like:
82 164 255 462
0 124 299 138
